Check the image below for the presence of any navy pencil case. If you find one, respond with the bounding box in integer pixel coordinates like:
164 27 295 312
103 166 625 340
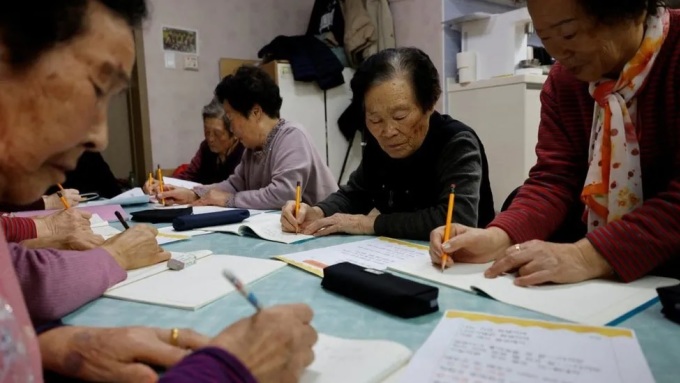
172 209 250 231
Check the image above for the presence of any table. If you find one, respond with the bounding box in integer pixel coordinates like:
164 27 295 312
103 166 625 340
65 218 680 382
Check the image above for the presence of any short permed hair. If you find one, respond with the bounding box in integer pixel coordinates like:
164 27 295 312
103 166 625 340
202 97 230 131
0 1 147 67
350 47 441 113
517 0 667 24
214 65 283 119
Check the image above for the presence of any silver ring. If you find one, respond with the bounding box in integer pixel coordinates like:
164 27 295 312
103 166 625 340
515 244 521 251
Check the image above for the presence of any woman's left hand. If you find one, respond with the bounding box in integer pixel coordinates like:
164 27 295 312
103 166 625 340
302 213 376 237
192 189 232 207
484 239 613 286
39 326 209 382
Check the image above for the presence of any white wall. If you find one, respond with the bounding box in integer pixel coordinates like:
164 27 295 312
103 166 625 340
142 0 314 168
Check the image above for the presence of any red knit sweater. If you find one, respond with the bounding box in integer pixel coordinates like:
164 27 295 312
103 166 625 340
490 10 680 282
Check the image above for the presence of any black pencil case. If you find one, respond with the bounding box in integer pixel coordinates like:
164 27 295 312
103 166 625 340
130 207 193 224
321 262 439 318
173 209 250 231
657 283 680 325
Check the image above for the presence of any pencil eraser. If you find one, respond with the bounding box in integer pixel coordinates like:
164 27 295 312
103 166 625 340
168 253 197 270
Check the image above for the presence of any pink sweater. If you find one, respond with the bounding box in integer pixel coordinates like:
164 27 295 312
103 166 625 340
10 244 126 325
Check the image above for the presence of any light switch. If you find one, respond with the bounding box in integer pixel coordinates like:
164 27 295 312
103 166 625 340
184 55 199 71
164 52 176 69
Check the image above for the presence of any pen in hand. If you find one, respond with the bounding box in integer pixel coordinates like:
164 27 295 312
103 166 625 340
294 181 301 234
114 211 130 230
441 184 456 272
223 269 262 312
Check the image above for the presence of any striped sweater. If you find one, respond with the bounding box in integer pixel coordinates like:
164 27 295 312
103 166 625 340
490 9 680 282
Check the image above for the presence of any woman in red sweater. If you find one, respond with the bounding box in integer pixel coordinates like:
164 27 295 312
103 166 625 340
431 0 680 285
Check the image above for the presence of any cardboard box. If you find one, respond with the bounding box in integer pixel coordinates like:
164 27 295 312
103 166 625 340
218 58 283 84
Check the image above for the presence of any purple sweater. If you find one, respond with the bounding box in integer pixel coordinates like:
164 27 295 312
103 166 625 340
10 244 126 325
195 120 338 210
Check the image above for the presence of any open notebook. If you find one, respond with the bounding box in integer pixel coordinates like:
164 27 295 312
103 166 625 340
104 251 286 310
200 213 314 244
302 334 411 383
389 258 679 325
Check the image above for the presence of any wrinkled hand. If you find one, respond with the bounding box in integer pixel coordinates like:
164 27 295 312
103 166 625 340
143 178 160 195
40 326 209 383
156 186 198 206
280 201 324 233
43 189 82 209
430 225 511 268
210 304 317 383
102 225 170 270
484 239 613 286
33 209 93 237
192 189 231 207
22 232 105 251
300 213 376 237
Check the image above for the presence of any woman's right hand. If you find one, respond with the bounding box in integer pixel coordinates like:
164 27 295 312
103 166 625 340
143 178 159 195
429 225 512 268
43 189 82 209
280 201 324 233
101 225 170 270
209 304 317 383
156 186 199 206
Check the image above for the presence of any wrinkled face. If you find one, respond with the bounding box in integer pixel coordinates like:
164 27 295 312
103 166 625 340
527 0 645 82
223 102 265 150
364 77 433 159
0 1 135 205
203 117 234 154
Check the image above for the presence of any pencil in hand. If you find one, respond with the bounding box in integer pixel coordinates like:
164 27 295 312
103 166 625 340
441 184 456 272
157 165 165 206
56 191 70 209
294 181 301 234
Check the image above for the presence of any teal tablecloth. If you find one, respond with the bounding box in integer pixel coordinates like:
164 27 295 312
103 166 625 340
65 211 680 382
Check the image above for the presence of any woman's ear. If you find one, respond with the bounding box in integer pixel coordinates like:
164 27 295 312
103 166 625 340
250 104 262 121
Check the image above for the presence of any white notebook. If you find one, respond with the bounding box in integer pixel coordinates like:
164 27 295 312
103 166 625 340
302 334 411 383
104 253 286 310
389 259 679 325
163 177 201 189
201 213 314 244
400 310 654 383
108 250 214 290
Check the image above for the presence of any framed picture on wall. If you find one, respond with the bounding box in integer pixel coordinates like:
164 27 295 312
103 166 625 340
162 26 199 54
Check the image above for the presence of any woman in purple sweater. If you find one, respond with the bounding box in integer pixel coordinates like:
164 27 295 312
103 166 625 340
0 1 316 382
158 65 338 210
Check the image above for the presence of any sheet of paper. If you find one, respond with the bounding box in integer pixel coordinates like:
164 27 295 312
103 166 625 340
276 237 428 277
156 232 190 245
89 214 108 228
158 225 212 238
388 258 679 325
399 310 654 383
92 225 122 240
108 250 213 290
245 214 314 244
163 177 201 189
104 255 287 310
14 205 128 222
80 188 150 207
301 334 411 383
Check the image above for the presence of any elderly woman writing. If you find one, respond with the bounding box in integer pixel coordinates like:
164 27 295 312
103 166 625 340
431 0 680 286
0 1 315 382
159 65 337 210
144 98 244 192
281 47 494 241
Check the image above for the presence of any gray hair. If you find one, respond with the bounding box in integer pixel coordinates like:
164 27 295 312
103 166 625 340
201 98 230 129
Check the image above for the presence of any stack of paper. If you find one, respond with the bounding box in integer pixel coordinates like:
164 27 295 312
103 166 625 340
275 237 428 277
400 310 655 383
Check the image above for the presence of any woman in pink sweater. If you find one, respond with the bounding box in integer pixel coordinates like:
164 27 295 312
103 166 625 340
0 1 315 382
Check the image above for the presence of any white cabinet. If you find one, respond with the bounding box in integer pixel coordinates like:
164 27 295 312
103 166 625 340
273 63 360 184
447 74 546 211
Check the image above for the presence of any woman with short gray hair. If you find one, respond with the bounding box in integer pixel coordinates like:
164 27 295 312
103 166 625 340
144 97 243 193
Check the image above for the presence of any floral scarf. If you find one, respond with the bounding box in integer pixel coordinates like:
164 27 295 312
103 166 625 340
582 8 670 231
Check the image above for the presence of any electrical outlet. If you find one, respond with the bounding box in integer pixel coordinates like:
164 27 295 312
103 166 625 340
184 55 199 71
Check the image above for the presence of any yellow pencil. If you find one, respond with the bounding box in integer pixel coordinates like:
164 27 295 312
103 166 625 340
57 183 65 191
148 172 153 190
57 190 70 209
156 165 165 206
294 181 302 234
441 184 456 272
